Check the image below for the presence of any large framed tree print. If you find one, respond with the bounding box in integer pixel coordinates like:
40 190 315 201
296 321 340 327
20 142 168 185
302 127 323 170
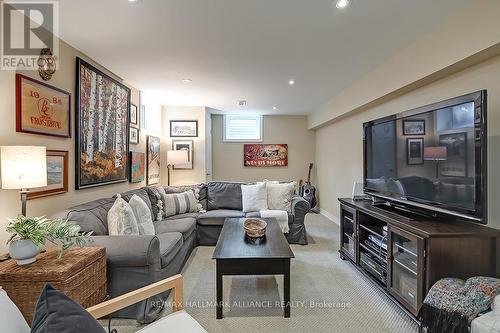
75 57 130 189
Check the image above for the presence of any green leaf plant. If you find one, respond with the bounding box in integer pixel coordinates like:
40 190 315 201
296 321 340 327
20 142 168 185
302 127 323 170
6 215 93 260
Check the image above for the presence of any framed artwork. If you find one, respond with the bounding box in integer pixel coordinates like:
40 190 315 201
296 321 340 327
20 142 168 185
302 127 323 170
439 132 468 177
16 74 71 138
75 57 130 189
403 119 425 136
147 135 161 185
27 150 68 199
407 138 424 165
172 140 193 169
130 104 138 126
170 120 198 137
130 152 145 183
130 127 139 145
243 144 288 167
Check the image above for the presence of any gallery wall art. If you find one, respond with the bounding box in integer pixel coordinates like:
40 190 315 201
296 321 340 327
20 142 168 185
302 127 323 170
172 140 193 169
27 150 69 199
130 152 145 183
170 120 198 137
147 135 161 185
16 74 71 137
407 138 424 165
75 57 130 189
243 144 288 167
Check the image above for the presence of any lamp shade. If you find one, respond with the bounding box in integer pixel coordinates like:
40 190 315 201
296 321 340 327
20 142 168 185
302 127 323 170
424 146 447 161
167 150 189 165
0 146 47 189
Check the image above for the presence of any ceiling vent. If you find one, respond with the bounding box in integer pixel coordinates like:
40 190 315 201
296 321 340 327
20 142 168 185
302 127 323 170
238 100 247 106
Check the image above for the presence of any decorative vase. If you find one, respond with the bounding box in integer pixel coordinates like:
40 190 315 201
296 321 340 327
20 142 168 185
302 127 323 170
9 239 42 265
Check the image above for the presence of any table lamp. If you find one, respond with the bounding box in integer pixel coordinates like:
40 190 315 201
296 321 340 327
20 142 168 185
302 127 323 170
166 150 189 186
424 146 447 179
0 146 47 216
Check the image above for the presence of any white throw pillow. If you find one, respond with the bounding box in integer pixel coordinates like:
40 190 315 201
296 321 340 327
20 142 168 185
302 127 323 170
107 194 139 236
129 194 155 235
267 182 296 213
162 191 199 218
0 289 30 333
241 182 268 213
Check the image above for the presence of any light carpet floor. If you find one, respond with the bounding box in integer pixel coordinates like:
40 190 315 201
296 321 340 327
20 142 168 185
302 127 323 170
107 213 418 333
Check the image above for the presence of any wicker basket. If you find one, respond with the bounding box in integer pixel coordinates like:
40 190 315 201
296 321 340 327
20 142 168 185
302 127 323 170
0 247 106 324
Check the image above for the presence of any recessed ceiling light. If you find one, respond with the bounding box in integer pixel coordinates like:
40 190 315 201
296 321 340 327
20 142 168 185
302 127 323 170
273 106 278 110
288 80 295 85
182 78 192 83
335 0 351 9
238 100 247 106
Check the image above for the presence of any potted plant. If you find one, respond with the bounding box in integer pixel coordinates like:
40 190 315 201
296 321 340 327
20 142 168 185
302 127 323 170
6 215 92 265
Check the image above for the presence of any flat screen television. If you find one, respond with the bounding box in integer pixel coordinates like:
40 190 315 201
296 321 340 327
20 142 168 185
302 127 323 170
363 90 487 223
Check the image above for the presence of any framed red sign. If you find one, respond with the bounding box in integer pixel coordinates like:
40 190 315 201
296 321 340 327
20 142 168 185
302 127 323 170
244 144 288 167
16 74 71 138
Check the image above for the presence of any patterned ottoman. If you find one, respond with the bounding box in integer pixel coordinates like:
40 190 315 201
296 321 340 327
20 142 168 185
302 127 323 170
420 277 500 333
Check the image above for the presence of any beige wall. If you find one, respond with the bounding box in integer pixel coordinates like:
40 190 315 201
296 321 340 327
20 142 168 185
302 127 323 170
0 39 145 252
212 115 316 183
161 106 206 186
315 54 500 230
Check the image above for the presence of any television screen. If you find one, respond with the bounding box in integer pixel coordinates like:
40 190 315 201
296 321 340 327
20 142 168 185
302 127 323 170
364 91 487 223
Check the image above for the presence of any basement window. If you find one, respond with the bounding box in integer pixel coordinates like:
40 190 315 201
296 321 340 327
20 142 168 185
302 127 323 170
223 115 263 142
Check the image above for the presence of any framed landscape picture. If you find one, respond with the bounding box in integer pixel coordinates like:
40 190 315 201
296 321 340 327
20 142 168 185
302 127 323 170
130 104 138 126
147 135 161 185
27 150 68 199
172 140 193 169
439 132 468 177
16 74 71 137
130 127 139 145
170 120 198 137
75 57 130 189
130 152 145 183
243 144 288 167
403 119 425 136
407 138 424 165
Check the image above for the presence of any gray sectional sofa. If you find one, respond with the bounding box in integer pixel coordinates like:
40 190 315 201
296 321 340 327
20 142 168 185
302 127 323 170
51 181 310 323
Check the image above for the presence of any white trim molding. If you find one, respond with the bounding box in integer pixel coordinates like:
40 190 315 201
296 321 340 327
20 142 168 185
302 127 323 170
319 209 340 225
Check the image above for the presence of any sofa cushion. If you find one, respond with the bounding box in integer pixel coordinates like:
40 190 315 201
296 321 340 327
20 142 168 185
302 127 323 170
154 218 196 241
136 309 207 333
117 189 153 218
207 181 243 211
161 191 198 218
31 284 106 333
157 232 183 268
165 212 200 221
245 211 261 218
198 209 245 226
50 198 115 235
164 184 208 211
144 187 165 222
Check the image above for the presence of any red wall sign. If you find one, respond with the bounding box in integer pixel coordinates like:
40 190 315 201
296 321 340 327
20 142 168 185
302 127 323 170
244 144 288 167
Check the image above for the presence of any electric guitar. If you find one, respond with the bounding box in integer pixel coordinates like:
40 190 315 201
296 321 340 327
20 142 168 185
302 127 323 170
299 163 317 208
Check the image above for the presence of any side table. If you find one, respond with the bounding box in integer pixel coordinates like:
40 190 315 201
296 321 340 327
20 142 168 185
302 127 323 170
0 246 106 324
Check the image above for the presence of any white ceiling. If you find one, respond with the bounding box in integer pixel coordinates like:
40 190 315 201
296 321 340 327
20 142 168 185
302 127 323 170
58 0 471 115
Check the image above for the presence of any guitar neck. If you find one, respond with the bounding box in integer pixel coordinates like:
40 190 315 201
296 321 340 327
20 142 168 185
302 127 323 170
307 164 313 183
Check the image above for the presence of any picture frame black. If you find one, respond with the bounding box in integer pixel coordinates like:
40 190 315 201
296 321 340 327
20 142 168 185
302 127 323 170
170 120 198 137
130 103 138 126
75 57 130 189
403 119 426 136
407 138 424 165
130 127 139 145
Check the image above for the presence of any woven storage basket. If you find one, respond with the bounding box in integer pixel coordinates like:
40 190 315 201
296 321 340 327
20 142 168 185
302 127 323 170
0 247 106 324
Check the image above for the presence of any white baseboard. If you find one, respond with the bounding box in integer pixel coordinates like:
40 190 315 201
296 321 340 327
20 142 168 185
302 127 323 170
319 209 340 225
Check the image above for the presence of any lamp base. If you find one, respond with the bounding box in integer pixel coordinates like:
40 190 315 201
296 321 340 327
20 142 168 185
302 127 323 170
19 189 29 217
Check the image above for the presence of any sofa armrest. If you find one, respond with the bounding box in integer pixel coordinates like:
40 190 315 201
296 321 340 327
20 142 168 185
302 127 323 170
291 195 310 222
90 235 160 267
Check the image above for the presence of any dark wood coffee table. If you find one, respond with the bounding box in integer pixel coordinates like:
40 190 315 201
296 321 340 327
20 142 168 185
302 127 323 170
212 217 295 319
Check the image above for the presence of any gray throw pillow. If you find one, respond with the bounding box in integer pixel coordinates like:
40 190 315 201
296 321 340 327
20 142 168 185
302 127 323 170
31 284 106 333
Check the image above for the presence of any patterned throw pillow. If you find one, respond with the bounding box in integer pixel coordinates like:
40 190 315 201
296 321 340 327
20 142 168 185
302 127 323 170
107 194 139 235
161 191 198 218
144 187 165 221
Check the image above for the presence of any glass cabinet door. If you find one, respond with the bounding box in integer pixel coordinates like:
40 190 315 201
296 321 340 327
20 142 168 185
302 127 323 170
340 205 357 262
388 226 424 316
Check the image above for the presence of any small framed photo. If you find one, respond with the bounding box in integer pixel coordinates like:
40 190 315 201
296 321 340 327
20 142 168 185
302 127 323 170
130 127 139 145
172 140 193 169
403 119 425 136
27 150 69 199
170 120 198 137
407 138 424 165
130 104 138 126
